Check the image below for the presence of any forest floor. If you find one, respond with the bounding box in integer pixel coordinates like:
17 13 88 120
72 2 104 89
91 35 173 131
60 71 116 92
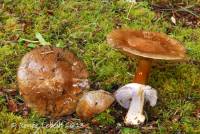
0 0 200 133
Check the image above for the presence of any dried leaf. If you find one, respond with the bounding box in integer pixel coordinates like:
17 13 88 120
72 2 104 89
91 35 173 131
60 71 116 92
7 99 18 113
0 90 4 96
171 16 176 24
171 115 181 122
193 108 200 119
3 89 17 96
91 118 100 125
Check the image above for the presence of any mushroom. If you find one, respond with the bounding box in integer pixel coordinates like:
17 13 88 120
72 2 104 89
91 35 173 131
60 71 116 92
107 29 186 125
114 83 157 125
18 46 115 119
76 90 115 119
17 46 89 117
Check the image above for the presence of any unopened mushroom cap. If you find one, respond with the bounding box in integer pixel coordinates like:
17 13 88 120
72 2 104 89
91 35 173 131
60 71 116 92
76 90 115 119
17 46 89 117
107 29 186 60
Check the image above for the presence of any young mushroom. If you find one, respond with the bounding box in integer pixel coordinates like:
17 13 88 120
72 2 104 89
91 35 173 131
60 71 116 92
76 90 115 119
17 46 89 117
107 29 186 125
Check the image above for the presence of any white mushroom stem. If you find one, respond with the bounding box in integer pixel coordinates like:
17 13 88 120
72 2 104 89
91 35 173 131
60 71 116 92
114 83 157 125
125 86 145 125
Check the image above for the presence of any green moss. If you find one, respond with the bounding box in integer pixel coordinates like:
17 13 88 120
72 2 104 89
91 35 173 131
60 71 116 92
0 111 68 134
0 0 200 133
93 109 115 126
83 43 133 90
0 45 28 88
121 127 141 134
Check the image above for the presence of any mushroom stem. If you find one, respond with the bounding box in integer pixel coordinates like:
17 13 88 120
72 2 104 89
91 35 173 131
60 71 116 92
124 86 145 125
114 83 158 125
134 58 152 84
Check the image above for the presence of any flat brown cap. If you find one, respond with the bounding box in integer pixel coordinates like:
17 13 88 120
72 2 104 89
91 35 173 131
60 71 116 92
17 47 89 117
107 29 186 60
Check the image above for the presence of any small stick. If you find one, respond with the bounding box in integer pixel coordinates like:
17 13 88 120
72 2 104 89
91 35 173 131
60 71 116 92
40 51 54 55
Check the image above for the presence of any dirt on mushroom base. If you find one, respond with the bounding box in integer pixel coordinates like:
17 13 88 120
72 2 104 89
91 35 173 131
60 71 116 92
0 0 200 133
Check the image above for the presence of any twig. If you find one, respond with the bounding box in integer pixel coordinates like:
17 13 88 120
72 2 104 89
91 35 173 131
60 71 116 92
177 7 200 18
187 59 200 66
152 4 200 18
20 38 39 43
40 51 54 55
0 41 18 45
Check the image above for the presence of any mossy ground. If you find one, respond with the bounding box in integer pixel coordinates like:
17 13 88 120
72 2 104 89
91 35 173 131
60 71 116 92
0 0 200 133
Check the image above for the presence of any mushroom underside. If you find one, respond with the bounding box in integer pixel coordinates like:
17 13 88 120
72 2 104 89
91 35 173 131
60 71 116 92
114 83 157 125
107 29 186 60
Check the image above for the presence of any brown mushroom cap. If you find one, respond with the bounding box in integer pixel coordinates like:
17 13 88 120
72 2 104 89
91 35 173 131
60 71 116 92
76 90 115 119
107 29 186 60
17 47 89 117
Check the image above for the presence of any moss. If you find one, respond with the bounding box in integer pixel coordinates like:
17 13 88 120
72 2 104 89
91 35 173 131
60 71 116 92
121 127 141 134
0 111 68 134
0 45 28 88
0 0 200 133
93 109 115 126
83 43 133 90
